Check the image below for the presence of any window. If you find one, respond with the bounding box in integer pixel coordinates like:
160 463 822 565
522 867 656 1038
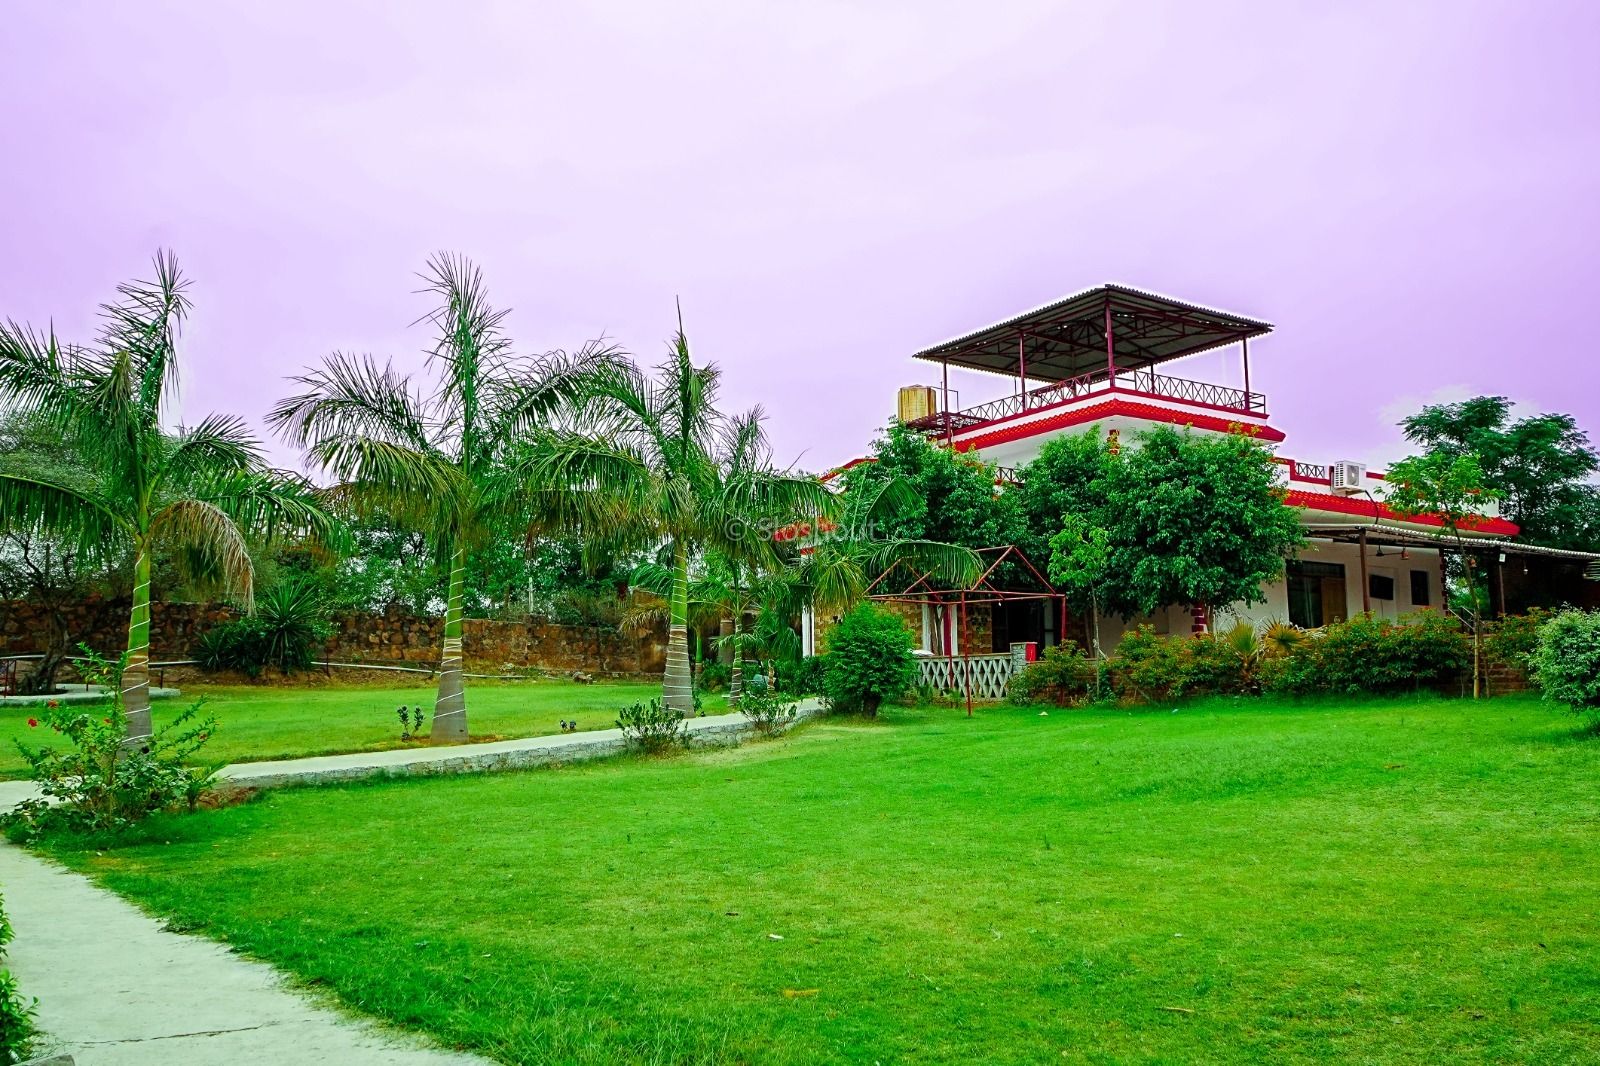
1286 560 1346 628
1410 569 1431 607
1369 573 1395 601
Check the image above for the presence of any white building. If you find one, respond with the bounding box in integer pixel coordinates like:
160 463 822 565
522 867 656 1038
816 285 1594 659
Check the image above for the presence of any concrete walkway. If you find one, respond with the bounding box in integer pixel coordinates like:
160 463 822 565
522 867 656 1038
0 699 823 1063
0 844 494 1065
0 701 823 807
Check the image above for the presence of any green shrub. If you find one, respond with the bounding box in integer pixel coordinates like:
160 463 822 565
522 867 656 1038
739 689 799 736
616 698 688 754
1008 645 1096 706
194 576 331 677
1108 627 1250 702
0 890 36 1066
1483 609 1551 670
0 970 34 1066
776 654 828 696
1528 609 1600 715
1 648 220 842
695 659 731 694
1262 613 1469 696
821 605 916 716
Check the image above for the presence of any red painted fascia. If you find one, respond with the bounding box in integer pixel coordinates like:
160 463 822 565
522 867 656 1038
1285 489 1520 536
951 397 1286 453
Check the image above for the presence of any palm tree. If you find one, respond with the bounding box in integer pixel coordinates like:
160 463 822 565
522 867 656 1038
795 474 982 617
0 252 333 742
270 253 611 741
503 321 830 714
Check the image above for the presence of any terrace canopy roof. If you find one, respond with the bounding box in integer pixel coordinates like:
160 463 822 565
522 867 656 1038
912 283 1272 382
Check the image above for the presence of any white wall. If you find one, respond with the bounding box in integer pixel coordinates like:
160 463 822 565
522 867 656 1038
1088 539 1446 653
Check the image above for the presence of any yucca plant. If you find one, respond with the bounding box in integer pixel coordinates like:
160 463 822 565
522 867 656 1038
0 252 334 742
270 254 613 741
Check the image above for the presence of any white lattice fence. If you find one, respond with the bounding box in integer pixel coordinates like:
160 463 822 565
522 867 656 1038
915 652 1020 700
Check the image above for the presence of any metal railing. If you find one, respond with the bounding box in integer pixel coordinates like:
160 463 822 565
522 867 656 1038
947 367 1265 427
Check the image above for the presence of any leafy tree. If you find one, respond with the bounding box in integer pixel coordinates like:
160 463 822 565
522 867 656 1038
1401 395 1599 549
1022 427 1303 622
1047 514 1112 667
271 254 611 741
1015 431 1113 566
849 423 1025 552
0 410 127 694
503 322 829 714
0 252 333 741
1385 449 1502 698
1104 427 1303 619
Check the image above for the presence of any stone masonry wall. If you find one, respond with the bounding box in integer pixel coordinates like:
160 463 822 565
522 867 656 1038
0 597 666 678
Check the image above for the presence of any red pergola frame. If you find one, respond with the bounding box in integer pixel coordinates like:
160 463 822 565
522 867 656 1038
866 544 1067 717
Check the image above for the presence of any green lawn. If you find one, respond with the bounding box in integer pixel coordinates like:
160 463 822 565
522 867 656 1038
36 694 1600 1064
0 679 712 777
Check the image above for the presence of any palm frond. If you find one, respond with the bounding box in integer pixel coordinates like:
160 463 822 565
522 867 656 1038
162 413 263 489
491 431 656 540
199 469 345 551
480 339 628 459
98 249 190 420
418 253 512 461
149 497 255 608
269 352 435 454
301 436 465 511
0 472 131 561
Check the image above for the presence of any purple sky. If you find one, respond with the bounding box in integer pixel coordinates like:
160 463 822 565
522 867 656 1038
5 1 1599 475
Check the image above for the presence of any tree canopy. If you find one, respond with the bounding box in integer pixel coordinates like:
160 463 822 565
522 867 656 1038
1019 427 1304 619
1400 395 1599 549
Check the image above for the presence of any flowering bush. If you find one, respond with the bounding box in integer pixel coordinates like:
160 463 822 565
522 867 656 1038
2 648 220 841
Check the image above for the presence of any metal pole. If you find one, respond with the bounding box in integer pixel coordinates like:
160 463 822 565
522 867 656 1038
941 358 952 448
1242 336 1251 399
1018 331 1028 411
959 594 972 717
1359 528 1371 615
1104 298 1116 387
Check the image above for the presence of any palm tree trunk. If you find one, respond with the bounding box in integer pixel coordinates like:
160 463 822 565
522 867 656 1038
728 614 745 706
431 543 469 741
663 539 694 715
123 544 154 746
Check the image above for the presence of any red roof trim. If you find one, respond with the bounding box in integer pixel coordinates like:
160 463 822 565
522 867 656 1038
951 398 1287 453
1285 489 1520 535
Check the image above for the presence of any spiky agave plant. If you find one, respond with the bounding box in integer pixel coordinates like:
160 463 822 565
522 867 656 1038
270 253 616 741
0 252 334 742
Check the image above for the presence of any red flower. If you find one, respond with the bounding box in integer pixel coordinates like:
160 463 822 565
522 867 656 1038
103 718 111 725
198 732 209 741
46 700 59 709
26 718 37 728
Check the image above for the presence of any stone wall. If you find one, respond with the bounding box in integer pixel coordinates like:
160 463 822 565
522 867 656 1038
0 598 666 679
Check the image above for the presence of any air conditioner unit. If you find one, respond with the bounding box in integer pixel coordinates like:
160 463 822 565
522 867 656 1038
1329 460 1366 495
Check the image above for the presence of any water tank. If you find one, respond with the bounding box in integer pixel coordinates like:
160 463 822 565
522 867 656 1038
897 385 938 424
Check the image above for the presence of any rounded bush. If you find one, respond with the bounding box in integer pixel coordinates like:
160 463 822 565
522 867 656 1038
1529 609 1600 714
821 605 915 716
